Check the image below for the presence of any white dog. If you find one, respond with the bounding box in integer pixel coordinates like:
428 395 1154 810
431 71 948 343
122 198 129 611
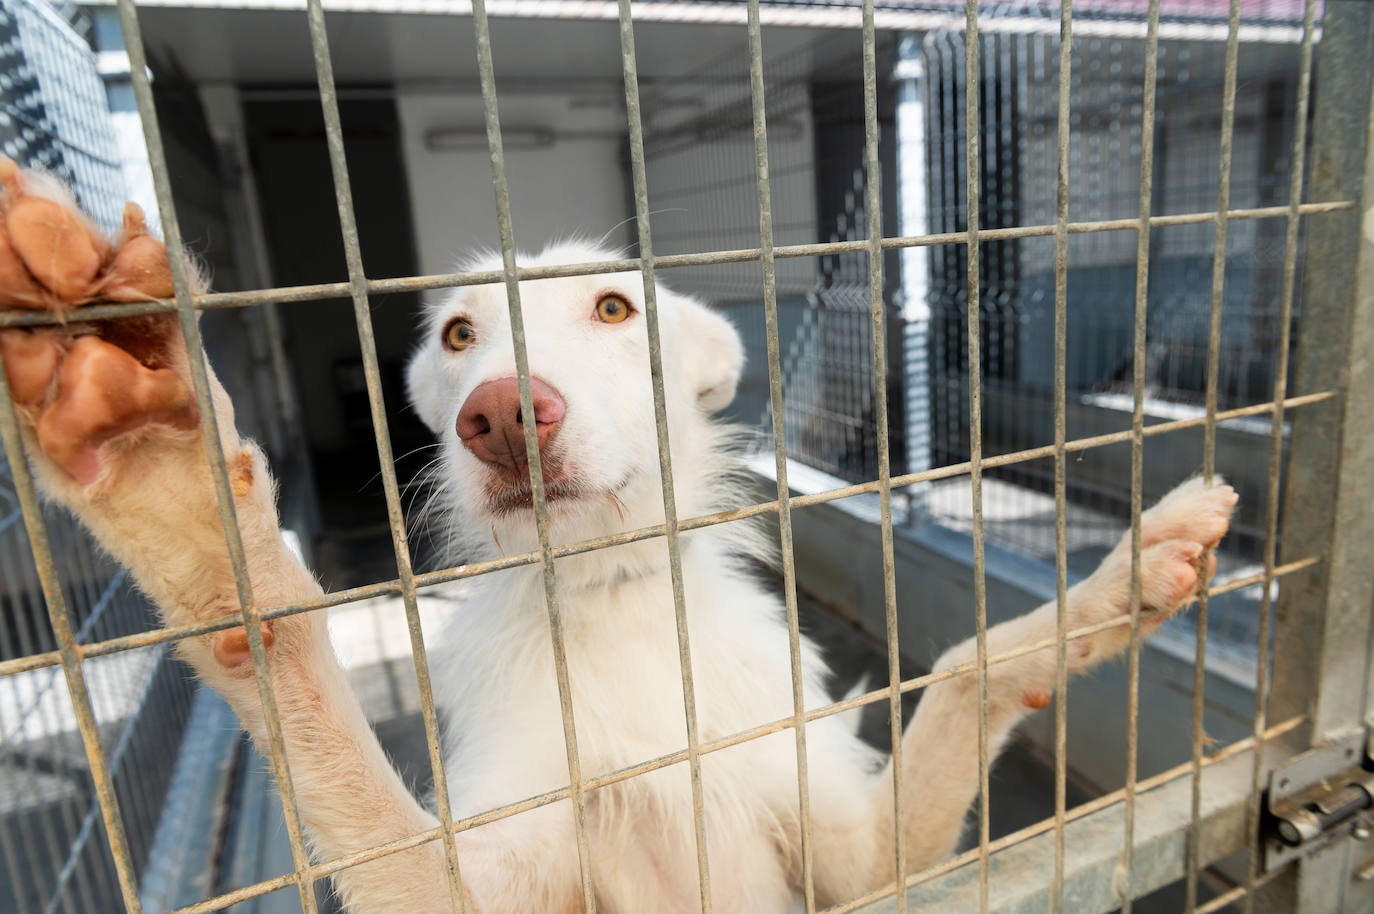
0 162 1237 913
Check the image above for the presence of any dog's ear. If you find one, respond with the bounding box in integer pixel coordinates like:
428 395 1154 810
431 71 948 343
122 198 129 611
674 294 744 412
406 339 448 436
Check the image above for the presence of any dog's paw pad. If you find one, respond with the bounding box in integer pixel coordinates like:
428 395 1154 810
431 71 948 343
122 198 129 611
1 161 196 485
0 159 175 310
96 203 174 303
212 622 276 668
6 331 197 484
0 220 56 309
1 159 107 309
1140 539 1211 620
0 329 62 404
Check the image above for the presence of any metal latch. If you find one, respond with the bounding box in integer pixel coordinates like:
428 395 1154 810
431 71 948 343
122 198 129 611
1263 730 1374 872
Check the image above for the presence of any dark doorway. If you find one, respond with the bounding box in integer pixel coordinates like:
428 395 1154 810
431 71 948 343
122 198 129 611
244 95 431 582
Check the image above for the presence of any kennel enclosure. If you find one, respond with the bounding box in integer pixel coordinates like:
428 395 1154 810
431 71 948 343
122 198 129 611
1 0 1373 912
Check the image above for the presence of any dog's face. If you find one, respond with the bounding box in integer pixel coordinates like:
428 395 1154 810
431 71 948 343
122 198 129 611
407 242 743 553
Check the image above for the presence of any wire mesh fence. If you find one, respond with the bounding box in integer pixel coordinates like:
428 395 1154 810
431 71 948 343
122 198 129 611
0 0 1368 912
0 4 196 911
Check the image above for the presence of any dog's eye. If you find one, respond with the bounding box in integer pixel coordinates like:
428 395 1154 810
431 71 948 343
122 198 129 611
443 317 476 351
594 294 632 324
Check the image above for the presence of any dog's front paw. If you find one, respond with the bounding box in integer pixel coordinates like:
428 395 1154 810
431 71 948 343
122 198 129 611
0 159 199 485
1071 478 1237 665
1138 475 1238 553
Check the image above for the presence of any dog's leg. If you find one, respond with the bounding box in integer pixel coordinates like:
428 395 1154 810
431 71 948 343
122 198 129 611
811 477 1236 905
0 161 476 911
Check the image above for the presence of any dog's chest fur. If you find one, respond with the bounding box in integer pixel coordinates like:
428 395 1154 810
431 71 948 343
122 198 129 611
435 538 831 803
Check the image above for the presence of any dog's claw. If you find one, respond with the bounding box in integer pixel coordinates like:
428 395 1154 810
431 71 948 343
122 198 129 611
0 160 194 485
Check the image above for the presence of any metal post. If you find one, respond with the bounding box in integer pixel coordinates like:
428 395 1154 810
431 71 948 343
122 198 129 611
1270 0 1374 757
1267 2 1374 909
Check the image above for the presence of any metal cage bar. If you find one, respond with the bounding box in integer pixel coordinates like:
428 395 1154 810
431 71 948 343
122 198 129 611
1049 1 1072 911
0 203 1353 331
467 0 600 908
1269 2 1374 744
1261 1 1374 910
1185 2 1241 910
0 391 1335 684
115 2 323 911
0 356 143 913
1121 3 1161 910
741 1 822 911
300 2 469 909
1246 2 1319 910
957 3 992 911
615 4 715 909
860 1 908 910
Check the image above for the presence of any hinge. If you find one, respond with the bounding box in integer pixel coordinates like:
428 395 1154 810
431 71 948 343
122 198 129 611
1263 729 1374 873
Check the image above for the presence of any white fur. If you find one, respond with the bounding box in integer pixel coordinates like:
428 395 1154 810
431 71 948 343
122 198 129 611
409 244 875 910
11 232 1239 913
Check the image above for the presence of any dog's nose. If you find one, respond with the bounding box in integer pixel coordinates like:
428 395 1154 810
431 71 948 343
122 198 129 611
456 376 565 470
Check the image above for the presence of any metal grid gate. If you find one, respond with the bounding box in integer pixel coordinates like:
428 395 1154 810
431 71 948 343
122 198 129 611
0 0 1371 913
0 3 198 911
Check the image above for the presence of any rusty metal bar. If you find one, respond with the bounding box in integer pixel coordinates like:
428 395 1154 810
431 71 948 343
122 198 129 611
113 2 322 909
1049 2 1072 912
740 0 820 909
860 0 907 908
0 203 1356 329
615 3 714 909
467 0 598 907
1194 868 1288 914
1121 3 1161 911
959 2 992 910
1186 2 1241 911
0 391 1336 683
1247 0 1321 910
300 1 467 909
0 553 1326 766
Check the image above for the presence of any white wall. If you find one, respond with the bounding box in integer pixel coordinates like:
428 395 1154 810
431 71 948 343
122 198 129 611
396 91 632 276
